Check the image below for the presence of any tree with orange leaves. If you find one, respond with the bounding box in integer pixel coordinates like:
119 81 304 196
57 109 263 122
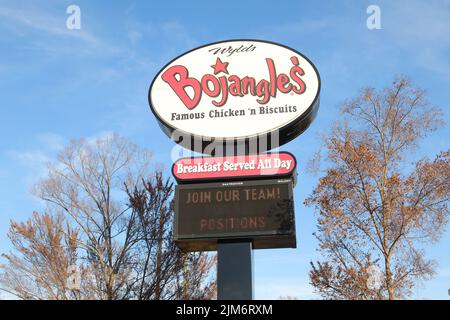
0 212 84 299
306 76 449 299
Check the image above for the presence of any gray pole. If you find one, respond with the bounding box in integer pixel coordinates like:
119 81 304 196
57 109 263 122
217 241 254 300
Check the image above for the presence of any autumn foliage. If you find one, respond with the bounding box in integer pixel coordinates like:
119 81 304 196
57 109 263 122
306 76 449 299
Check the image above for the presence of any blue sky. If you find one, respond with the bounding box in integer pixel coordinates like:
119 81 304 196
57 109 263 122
0 0 449 299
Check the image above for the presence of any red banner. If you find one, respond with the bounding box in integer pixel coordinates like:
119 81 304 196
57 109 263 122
172 152 296 183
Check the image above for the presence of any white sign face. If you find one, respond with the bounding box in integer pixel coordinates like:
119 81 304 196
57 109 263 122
149 39 320 149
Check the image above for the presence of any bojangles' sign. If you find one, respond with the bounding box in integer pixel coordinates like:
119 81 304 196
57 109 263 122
147 39 320 252
149 39 320 153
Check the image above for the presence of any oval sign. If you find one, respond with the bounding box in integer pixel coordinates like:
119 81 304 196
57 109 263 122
148 39 320 154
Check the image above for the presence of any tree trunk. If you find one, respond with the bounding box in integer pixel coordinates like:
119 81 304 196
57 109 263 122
385 257 395 300
154 211 164 299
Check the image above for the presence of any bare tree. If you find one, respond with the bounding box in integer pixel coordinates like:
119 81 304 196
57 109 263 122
174 253 217 300
28 133 152 299
126 173 216 300
305 76 449 299
0 134 216 299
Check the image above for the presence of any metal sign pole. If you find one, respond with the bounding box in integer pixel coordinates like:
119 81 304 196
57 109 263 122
217 240 254 300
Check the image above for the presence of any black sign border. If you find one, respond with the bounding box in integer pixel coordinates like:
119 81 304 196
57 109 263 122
148 39 321 155
173 178 296 251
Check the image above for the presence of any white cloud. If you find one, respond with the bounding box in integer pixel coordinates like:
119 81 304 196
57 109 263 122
436 267 450 278
387 0 450 80
37 132 65 151
259 19 331 37
127 30 143 46
160 21 199 49
0 3 120 57
6 133 65 183
6 131 118 186
0 5 98 44
9 150 51 177
7 149 53 207
86 130 115 146
102 103 151 137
